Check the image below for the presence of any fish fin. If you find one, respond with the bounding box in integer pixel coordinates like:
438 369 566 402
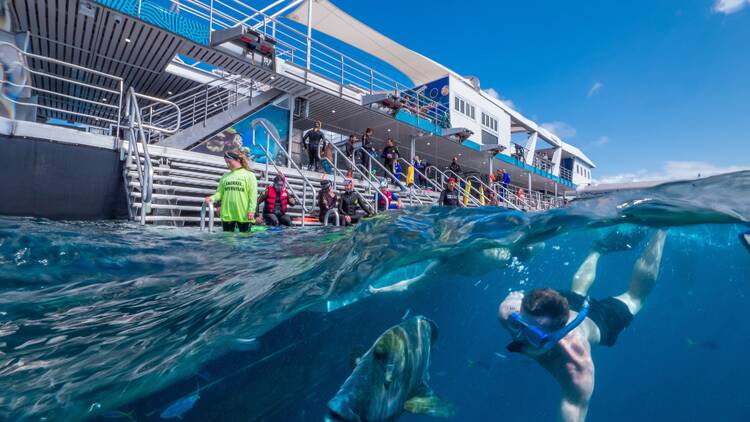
404 393 456 418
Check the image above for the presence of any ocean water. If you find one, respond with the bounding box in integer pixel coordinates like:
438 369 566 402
0 172 749 421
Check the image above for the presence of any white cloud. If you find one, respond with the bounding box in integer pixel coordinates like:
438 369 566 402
540 121 577 138
712 0 749 14
587 82 604 97
591 136 611 146
593 161 749 185
485 88 517 110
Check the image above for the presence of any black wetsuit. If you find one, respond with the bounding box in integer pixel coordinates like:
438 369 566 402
318 190 339 224
448 162 461 177
339 191 372 225
439 188 461 207
361 134 374 171
303 129 325 171
381 146 399 174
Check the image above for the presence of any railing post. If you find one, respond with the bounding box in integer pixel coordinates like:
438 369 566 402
369 69 374 94
209 0 214 34
138 0 142 17
203 87 209 126
265 131 270 182
339 55 345 96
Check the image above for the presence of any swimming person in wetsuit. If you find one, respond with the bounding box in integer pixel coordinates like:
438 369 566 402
338 178 374 226
256 174 297 227
438 177 462 207
498 229 667 422
204 150 258 233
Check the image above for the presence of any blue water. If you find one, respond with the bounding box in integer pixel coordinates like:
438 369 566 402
1 172 749 421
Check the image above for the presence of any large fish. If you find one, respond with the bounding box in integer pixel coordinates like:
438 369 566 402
325 316 454 421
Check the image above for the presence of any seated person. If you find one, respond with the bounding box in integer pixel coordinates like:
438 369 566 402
375 178 400 210
338 178 374 226
256 174 297 227
317 179 339 224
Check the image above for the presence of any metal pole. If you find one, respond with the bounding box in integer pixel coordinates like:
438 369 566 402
369 69 374 94
203 87 208 126
306 0 313 71
265 131 270 182
410 137 415 162
209 0 214 34
340 55 345 96
287 95 294 167
528 173 532 197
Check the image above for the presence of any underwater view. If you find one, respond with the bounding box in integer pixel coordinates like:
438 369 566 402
1 172 749 422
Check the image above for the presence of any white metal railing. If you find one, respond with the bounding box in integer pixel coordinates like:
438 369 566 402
426 166 482 207
560 166 573 182
133 0 451 128
0 40 124 132
200 201 216 231
253 120 316 225
122 88 182 224
323 208 340 226
323 141 382 212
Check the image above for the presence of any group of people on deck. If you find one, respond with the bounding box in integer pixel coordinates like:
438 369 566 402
204 122 539 232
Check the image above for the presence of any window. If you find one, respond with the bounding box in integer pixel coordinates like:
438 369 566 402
481 112 498 132
453 96 475 120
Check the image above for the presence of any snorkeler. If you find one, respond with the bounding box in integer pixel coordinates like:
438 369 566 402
498 229 667 422
204 150 258 233
256 174 297 227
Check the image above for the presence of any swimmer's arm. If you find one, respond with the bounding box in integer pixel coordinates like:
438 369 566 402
498 291 524 329
558 337 594 422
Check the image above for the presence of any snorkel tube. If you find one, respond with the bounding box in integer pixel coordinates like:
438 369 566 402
507 297 591 353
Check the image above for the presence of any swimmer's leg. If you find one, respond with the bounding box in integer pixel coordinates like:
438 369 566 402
571 251 602 296
614 230 667 315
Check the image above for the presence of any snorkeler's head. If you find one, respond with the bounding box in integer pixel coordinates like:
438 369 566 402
521 288 570 331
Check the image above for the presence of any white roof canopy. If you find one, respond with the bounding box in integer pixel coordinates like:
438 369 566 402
286 0 458 86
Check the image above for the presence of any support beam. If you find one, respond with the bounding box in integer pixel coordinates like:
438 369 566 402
524 131 538 164
410 136 415 161
551 146 562 176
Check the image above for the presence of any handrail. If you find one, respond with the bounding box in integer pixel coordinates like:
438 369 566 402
252 120 316 224
0 40 124 132
427 166 482 207
255 142 309 218
122 88 153 225
396 157 443 197
323 208 340 227
467 175 522 212
324 141 381 212
132 92 181 135
356 146 414 208
200 201 216 232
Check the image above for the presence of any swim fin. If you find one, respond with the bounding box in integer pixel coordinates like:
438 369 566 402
740 231 750 252
404 392 456 418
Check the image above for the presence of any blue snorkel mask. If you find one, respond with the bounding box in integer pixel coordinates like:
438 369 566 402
507 296 590 353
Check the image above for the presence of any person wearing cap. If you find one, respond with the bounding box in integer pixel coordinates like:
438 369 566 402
317 179 339 224
438 177 462 207
256 174 297 227
339 178 374 226
302 120 326 172
204 149 258 232
375 178 400 211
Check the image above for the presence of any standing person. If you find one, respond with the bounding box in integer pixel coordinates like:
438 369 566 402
438 177 462 207
413 155 425 188
448 156 461 178
338 178 374 226
360 128 375 173
256 174 297 227
204 150 257 233
302 120 325 172
502 168 511 198
345 134 357 178
498 230 667 422
381 138 400 177
317 179 339 225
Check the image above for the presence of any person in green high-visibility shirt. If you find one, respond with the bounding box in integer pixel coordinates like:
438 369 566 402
204 150 258 233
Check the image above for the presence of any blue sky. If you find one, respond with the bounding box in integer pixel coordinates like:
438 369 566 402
324 0 750 182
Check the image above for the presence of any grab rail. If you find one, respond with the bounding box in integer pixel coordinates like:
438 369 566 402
122 88 155 225
324 141 384 212
200 201 216 232
253 120 316 225
467 175 522 211
355 147 419 207
323 208 340 227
